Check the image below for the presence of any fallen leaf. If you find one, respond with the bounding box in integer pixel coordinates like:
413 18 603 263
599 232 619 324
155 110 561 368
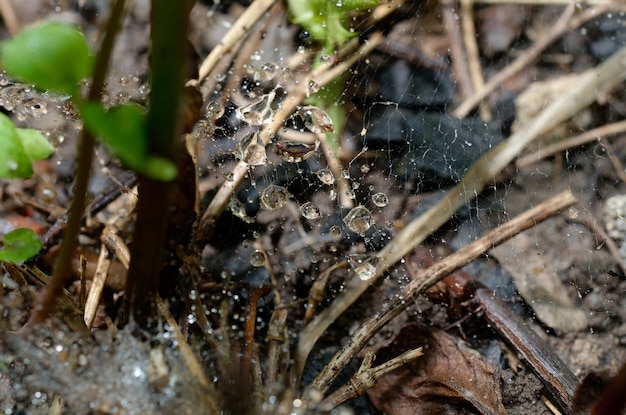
367 324 507 415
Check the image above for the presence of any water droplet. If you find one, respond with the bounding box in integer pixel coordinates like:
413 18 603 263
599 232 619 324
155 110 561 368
229 197 255 223
235 90 276 125
347 255 378 281
360 164 370 174
316 169 335 185
0 84 28 111
298 106 334 134
329 225 342 238
215 73 226 82
319 54 332 64
193 119 215 140
343 206 373 235
235 131 268 166
275 139 319 162
6 159 18 171
341 170 350 179
329 189 337 201
17 97 47 119
299 202 321 219
204 100 224 121
189 290 197 300
250 250 266 267
307 80 320 96
372 192 389 207
260 184 290 210
254 62 280 82
139 83 150 96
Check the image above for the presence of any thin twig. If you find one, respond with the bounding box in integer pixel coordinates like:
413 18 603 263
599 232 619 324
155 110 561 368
517 120 626 167
319 347 424 410
155 295 219 412
305 189 578 396
442 0 474 100
0 0 20 36
460 0 491 120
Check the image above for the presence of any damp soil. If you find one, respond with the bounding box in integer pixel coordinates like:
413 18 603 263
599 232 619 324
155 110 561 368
2 1 626 414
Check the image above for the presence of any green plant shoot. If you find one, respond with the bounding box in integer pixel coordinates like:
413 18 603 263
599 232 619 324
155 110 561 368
288 0 378 55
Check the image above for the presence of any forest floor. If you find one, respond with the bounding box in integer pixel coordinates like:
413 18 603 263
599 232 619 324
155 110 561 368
1 1 626 414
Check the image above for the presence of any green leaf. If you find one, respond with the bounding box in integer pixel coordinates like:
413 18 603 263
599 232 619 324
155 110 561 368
0 228 42 263
81 102 147 170
0 113 33 178
17 128 54 160
2 22 93 95
81 102 177 181
143 156 177 181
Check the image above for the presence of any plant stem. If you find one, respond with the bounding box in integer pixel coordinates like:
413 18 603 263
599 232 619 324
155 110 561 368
26 0 127 329
124 0 192 325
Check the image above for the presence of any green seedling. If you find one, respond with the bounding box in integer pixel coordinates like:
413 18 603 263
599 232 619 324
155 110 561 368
0 112 53 178
0 228 42 263
1 22 176 182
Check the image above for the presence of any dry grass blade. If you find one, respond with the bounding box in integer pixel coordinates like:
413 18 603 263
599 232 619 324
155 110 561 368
191 0 277 86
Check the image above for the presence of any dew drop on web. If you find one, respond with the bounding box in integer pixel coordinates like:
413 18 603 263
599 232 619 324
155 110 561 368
254 62 280 82
235 131 268 166
316 169 335 185
17 97 47 119
372 192 389 207
329 225 342 238
235 91 276 125
343 206 373 235
260 184 290 211
299 202 321 219
347 254 379 281
298 105 334 134
250 250 266 267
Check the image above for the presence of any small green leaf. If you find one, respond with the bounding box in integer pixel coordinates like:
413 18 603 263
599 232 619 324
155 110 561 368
17 128 54 160
142 156 177 181
0 228 42 263
0 113 33 178
2 22 93 95
81 102 147 169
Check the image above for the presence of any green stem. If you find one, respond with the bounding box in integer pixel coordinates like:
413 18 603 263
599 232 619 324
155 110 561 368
124 0 192 325
26 0 128 329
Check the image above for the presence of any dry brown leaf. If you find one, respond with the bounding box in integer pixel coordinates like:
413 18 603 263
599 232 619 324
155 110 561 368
490 225 588 334
367 324 507 415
